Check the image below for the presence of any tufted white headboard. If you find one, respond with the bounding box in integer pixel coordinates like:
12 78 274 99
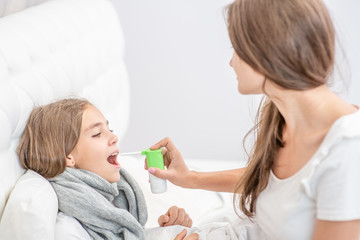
0 0 129 218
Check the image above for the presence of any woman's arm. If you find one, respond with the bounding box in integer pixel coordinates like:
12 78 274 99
146 137 245 193
312 220 360 240
187 168 245 192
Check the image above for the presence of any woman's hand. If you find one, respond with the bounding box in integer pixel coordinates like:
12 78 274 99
174 229 199 240
146 137 245 192
145 137 194 188
158 206 193 227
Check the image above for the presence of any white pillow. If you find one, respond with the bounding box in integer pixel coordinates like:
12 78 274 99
0 170 58 240
55 212 92 240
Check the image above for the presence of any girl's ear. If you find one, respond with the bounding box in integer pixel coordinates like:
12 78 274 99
66 154 76 167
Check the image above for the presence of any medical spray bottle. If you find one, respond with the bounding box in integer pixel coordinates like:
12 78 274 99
121 149 167 194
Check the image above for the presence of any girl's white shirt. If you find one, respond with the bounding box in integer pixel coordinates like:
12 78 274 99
256 109 360 240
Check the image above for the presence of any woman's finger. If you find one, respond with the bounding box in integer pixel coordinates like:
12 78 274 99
174 229 187 240
150 137 177 152
144 158 148 170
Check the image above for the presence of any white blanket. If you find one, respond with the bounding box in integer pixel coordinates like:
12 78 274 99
145 218 267 240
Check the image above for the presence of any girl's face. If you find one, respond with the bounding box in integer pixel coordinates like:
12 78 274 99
67 105 120 183
230 51 265 94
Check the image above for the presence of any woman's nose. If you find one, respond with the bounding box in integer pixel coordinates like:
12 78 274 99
229 57 233 67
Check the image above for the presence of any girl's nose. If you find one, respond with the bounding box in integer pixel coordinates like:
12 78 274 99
109 131 118 145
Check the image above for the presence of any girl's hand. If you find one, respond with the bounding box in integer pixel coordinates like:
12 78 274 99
158 206 193 227
145 137 194 188
174 229 199 240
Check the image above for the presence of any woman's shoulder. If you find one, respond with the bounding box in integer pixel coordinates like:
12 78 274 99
318 109 360 155
301 110 360 197
315 109 360 171
328 109 360 138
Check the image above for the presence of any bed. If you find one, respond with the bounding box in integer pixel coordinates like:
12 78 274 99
0 0 239 239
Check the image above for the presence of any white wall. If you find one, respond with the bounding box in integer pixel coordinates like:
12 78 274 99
0 0 47 17
324 0 360 104
112 0 360 161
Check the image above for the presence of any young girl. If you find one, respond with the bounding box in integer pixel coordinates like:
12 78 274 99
17 98 199 240
145 0 360 239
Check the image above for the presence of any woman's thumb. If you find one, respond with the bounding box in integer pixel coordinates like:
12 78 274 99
148 167 169 180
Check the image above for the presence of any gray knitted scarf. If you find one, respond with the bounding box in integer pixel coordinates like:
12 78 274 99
49 167 148 240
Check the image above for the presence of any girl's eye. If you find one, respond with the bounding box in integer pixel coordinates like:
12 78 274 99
92 132 101 137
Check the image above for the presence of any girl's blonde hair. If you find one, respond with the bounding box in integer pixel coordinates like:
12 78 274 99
17 98 91 178
226 0 335 218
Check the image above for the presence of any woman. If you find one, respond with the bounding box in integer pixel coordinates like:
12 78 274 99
146 0 360 239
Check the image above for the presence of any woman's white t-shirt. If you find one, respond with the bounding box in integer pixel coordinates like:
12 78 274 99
256 110 360 240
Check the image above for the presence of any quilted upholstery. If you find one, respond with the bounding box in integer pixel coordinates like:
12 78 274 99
0 0 129 218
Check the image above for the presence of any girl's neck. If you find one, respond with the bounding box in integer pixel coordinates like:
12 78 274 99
266 83 357 140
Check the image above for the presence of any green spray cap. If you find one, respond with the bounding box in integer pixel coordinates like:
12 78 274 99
141 148 165 169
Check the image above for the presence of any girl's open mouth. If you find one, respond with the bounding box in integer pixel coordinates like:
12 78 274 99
107 152 120 168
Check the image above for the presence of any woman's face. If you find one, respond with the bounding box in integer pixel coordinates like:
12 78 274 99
230 51 265 94
67 105 120 183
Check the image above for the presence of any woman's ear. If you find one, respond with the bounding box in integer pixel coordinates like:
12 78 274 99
66 154 76 167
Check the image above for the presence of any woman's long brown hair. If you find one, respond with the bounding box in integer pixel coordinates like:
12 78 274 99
226 0 335 218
